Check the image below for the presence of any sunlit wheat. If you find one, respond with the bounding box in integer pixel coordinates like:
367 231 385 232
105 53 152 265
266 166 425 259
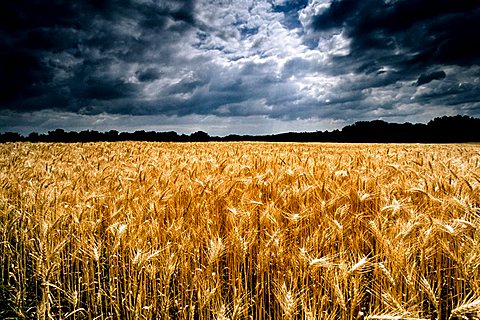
0 142 479 319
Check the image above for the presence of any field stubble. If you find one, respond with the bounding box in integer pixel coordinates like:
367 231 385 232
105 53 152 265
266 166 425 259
1 142 480 319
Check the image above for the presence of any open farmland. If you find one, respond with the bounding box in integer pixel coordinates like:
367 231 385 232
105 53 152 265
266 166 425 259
1 142 480 319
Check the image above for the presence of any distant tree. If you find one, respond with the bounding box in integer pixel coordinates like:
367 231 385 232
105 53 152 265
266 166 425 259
3 114 480 144
157 131 179 142
28 132 40 142
190 131 210 142
47 129 66 142
427 115 480 142
105 130 119 141
0 132 24 142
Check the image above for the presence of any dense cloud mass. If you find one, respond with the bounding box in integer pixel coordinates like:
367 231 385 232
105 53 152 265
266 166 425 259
0 0 479 135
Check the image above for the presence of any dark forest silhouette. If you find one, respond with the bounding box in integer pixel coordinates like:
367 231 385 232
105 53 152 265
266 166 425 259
1 115 479 143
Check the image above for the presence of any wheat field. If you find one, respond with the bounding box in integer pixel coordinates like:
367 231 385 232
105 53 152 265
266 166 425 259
1 142 479 319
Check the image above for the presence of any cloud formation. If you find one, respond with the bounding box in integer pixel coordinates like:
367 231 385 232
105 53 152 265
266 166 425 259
0 0 479 135
416 71 446 86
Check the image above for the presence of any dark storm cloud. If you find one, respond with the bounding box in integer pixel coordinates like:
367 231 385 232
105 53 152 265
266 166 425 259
311 0 480 70
136 68 161 82
301 0 480 119
416 70 446 86
0 0 197 112
80 77 140 101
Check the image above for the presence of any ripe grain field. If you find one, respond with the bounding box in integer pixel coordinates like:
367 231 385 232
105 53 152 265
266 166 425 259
1 142 480 320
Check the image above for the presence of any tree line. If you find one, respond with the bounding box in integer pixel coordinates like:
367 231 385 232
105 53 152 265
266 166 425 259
1 115 479 143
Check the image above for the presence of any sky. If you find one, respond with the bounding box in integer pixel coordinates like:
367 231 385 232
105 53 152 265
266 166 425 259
1 0 480 136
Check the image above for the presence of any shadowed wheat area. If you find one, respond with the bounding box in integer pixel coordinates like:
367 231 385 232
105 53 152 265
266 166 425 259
1 142 480 319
